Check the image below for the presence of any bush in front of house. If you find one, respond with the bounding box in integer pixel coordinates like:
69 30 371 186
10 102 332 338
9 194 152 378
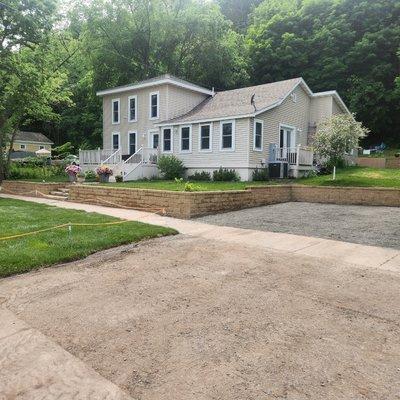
187 171 211 181
115 175 123 182
157 155 185 180
84 170 97 182
252 167 269 181
212 167 240 182
8 162 64 180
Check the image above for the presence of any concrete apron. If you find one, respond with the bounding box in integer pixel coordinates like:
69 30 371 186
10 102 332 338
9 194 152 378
0 308 133 400
1 193 399 272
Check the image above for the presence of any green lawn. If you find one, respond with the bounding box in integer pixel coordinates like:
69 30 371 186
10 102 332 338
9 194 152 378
104 180 288 191
0 198 176 278
298 166 400 188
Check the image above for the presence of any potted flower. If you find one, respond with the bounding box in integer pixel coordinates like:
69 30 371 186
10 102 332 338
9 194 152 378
96 165 113 183
65 164 81 182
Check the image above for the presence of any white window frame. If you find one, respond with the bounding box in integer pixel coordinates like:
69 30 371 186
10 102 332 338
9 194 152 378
128 95 137 123
111 132 120 151
111 98 120 125
128 131 137 155
20 144 26 150
162 127 173 153
253 119 263 152
179 125 192 153
220 120 235 151
149 91 160 120
198 123 212 152
148 129 160 149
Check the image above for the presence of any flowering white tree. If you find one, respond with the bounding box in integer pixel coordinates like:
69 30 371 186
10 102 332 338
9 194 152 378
313 114 369 169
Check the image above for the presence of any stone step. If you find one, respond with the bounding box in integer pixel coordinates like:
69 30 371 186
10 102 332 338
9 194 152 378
58 188 70 193
50 191 68 197
45 194 69 201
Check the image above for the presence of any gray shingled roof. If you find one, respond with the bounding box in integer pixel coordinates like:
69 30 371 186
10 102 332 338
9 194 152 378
14 131 53 144
159 77 303 124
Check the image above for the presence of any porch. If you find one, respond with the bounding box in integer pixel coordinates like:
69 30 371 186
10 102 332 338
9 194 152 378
268 144 314 178
79 147 159 181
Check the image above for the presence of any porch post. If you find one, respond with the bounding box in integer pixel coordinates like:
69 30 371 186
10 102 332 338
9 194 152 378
296 144 301 166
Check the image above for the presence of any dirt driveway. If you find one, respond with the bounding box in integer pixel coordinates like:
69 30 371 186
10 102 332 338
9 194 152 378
1 234 400 400
198 202 400 249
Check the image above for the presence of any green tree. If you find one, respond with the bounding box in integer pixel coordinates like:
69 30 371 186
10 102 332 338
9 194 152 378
247 0 400 146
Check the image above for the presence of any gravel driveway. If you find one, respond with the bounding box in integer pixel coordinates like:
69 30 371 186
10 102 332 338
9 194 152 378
197 202 400 249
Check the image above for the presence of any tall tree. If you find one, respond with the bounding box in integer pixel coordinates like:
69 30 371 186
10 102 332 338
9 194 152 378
247 0 400 145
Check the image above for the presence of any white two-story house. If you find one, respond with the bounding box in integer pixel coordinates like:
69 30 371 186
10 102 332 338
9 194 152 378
79 74 351 180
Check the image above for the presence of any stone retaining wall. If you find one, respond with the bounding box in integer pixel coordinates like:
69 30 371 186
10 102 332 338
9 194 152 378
68 184 292 218
2 181 399 218
292 185 400 207
1 180 68 196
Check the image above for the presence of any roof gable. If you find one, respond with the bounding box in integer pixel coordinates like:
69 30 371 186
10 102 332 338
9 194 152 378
14 131 53 144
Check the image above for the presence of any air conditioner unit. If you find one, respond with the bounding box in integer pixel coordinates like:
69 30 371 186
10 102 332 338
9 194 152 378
268 162 288 179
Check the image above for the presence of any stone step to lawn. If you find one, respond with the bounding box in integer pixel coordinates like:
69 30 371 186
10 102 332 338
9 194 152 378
45 194 69 200
58 188 70 193
50 191 68 197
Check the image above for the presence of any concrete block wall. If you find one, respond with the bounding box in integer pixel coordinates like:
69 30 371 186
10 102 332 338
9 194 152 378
1 181 68 196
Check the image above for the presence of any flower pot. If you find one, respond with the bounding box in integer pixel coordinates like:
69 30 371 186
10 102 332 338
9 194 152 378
68 173 77 182
99 174 110 183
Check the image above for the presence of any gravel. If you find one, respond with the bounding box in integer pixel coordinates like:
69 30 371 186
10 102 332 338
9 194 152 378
197 202 400 249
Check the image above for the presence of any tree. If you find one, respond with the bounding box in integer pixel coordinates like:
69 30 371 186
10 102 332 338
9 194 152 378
246 0 400 146
313 114 369 169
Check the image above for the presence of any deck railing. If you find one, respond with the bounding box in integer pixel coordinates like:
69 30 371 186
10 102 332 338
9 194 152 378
79 148 120 165
271 144 313 166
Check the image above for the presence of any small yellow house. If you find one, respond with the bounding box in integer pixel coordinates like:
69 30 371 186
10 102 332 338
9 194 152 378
12 131 53 153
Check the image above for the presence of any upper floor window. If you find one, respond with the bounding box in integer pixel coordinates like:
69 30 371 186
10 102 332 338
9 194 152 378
253 119 263 151
199 124 212 151
162 128 172 152
180 126 192 152
128 95 137 122
112 99 120 124
20 144 26 150
149 91 159 119
220 120 235 151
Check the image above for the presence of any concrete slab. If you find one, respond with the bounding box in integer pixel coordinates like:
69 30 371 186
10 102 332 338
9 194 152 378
0 309 133 400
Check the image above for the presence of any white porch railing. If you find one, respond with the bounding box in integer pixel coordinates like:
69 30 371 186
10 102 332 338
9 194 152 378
102 148 121 165
273 144 313 166
122 147 159 181
79 148 121 165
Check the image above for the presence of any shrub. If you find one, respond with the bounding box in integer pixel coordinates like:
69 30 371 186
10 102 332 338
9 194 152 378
184 182 200 192
212 167 240 182
158 155 185 180
252 168 268 181
84 170 97 182
8 163 64 180
188 171 211 181
115 175 123 182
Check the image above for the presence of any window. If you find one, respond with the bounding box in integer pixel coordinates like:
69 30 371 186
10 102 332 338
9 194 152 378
149 131 159 149
253 119 263 151
39 145 45 150
180 126 191 152
20 144 26 150
199 124 212 151
112 133 120 150
128 96 137 122
112 99 120 124
220 121 235 151
291 92 297 103
128 132 137 155
162 128 172 152
149 92 159 119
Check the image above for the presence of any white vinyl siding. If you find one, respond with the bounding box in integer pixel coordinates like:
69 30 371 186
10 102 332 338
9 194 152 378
128 95 137 122
111 99 120 124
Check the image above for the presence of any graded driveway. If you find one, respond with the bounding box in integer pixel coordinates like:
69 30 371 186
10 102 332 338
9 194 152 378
1 235 400 399
198 202 400 249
